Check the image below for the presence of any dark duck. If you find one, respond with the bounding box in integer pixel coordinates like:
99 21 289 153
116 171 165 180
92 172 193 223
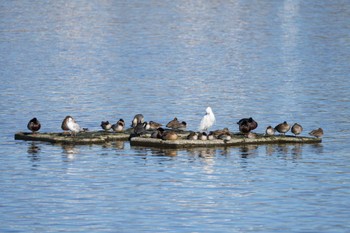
27 117 41 133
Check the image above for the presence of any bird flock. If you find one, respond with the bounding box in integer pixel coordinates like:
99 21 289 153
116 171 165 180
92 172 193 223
26 107 324 141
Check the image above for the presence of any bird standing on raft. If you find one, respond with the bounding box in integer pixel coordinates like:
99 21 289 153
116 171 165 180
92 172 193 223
199 107 215 132
275 121 291 135
66 116 83 136
291 123 303 137
61 116 70 133
27 117 41 133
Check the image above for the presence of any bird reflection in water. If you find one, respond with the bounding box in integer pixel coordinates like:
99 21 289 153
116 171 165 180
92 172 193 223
276 144 289 156
239 145 258 158
309 143 324 154
265 144 276 156
198 148 215 159
114 141 125 150
161 149 178 157
185 148 216 159
149 148 178 157
27 142 41 155
291 144 302 159
27 142 41 165
197 148 216 174
102 142 113 149
62 144 79 161
218 148 231 157
265 144 307 159
101 141 125 150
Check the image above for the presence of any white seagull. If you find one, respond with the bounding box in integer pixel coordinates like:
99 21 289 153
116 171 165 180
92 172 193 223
199 107 215 132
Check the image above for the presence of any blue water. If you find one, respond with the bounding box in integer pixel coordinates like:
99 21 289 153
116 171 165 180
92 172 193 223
1 1 350 232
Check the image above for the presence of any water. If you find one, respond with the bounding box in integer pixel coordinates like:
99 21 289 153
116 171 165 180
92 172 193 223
1 0 350 232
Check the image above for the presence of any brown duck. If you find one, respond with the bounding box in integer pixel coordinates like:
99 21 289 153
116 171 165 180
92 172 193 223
309 128 323 138
291 123 303 136
274 121 290 135
148 121 163 130
162 131 178 140
166 117 187 130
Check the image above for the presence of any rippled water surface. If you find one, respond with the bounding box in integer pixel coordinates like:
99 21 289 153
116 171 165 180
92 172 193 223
1 1 350 232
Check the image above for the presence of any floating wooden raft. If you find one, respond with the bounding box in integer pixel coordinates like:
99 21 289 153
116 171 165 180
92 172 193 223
15 130 321 147
14 131 131 144
130 135 322 149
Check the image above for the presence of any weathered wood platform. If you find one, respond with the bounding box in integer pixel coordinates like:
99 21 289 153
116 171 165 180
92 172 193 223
15 130 322 148
14 131 131 144
130 135 322 149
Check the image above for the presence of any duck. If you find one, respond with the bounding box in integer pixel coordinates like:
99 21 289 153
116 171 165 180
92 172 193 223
265 126 275 136
162 131 178 140
100 121 112 131
187 131 198 140
133 122 147 136
291 123 303 136
66 116 82 136
247 117 258 131
151 127 165 139
274 121 290 135
61 116 70 132
199 107 215 132
112 119 125 132
247 132 257 139
207 131 215 140
238 119 251 135
309 128 323 138
198 132 208 140
212 128 230 138
166 117 187 130
27 117 41 133
145 122 151 130
131 114 144 127
237 117 258 130
218 132 232 141
148 121 163 130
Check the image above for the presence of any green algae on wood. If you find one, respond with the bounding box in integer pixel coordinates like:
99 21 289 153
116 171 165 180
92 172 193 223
130 134 322 149
14 131 130 144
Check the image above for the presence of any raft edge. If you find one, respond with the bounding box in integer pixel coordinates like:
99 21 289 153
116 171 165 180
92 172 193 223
130 136 322 149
